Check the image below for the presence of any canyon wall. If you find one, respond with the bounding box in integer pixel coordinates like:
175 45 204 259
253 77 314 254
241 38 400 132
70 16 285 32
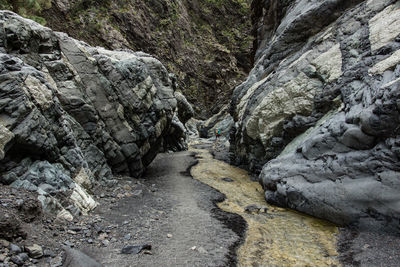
0 11 188 219
231 0 400 231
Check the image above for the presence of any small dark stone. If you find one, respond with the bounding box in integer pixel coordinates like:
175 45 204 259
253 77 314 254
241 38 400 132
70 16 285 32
63 241 74 248
17 253 28 262
221 178 235 182
121 244 152 254
10 255 23 266
43 249 55 258
9 244 21 254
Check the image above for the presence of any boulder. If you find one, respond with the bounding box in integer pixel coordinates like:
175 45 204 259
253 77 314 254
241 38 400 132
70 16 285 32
0 11 180 219
232 0 400 230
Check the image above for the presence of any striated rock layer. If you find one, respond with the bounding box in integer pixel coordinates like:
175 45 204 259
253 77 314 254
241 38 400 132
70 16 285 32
231 0 400 231
0 11 188 219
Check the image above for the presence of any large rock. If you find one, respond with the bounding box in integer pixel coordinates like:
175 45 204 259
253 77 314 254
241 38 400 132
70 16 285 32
0 11 179 218
232 0 400 230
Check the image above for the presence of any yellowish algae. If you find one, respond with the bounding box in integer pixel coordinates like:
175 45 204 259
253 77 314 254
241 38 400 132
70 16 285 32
190 147 340 267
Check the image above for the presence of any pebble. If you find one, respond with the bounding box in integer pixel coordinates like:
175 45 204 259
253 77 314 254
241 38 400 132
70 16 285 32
10 255 24 266
9 244 21 254
0 254 6 262
102 240 110 247
198 247 208 254
87 239 94 244
190 246 197 251
0 240 9 248
43 249 55 258
167 234 172 238
26 244 43 259
221 177 235 182
63 241 74 248
121 244 151 254
17 253 29 262
98 233 108 240
124 234 131 241
50 255 63 267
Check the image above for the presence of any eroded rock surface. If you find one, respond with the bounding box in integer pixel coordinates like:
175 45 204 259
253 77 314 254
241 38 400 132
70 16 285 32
0 11 182 219
231 0 400 230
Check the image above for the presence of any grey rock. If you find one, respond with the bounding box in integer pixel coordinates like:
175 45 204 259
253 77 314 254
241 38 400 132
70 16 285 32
63 248 101 267
9 244 21 254
10 255 24 266
121 244 151 254
25 244 43 259
123 234 131 241
17 253 28 262
101 240 110 247
231 0 400 231
0 11 184 218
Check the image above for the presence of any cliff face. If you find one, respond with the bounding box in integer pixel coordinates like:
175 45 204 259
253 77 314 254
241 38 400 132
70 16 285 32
25 0 253 118
0 11 187 220
231 0 400 230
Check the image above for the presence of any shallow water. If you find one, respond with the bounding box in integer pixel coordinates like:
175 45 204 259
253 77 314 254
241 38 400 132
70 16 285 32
190 147 340 267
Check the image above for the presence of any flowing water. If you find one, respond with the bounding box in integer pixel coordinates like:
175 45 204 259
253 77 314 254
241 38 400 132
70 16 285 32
190 146 340 267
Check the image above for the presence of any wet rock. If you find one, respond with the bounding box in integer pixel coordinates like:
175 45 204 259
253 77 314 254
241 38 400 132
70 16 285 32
121 244 152 254
244 204 268 214
25 244 43 259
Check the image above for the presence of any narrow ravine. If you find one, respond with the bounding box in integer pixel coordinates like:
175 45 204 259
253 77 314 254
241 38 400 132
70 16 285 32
190 142 340 266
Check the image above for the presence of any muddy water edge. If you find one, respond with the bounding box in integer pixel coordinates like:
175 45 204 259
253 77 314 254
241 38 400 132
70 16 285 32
190 145 340 267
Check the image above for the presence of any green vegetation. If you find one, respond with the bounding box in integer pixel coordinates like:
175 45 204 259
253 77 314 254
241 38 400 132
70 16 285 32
0 0 51 25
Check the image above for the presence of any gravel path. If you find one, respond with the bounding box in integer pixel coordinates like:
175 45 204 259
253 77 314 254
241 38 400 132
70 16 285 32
89 150 245 267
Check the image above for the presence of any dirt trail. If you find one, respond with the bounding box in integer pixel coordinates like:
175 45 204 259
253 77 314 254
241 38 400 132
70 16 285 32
90 150 245 267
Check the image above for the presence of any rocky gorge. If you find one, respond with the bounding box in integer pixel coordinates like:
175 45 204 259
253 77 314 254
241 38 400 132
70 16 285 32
0 0 399 266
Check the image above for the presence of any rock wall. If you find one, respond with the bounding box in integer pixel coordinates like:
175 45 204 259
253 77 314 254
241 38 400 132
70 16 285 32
0 11 183 219
232 0 400 231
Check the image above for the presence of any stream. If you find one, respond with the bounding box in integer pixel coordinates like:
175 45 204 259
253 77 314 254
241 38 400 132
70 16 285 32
190 143 340 266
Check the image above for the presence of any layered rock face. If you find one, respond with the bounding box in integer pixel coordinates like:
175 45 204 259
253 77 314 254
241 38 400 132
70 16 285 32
232 0 400 230
0 11 184 219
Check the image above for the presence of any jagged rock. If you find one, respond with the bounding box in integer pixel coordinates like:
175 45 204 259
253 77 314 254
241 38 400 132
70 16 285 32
232 0 400 231
0 11 180 219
